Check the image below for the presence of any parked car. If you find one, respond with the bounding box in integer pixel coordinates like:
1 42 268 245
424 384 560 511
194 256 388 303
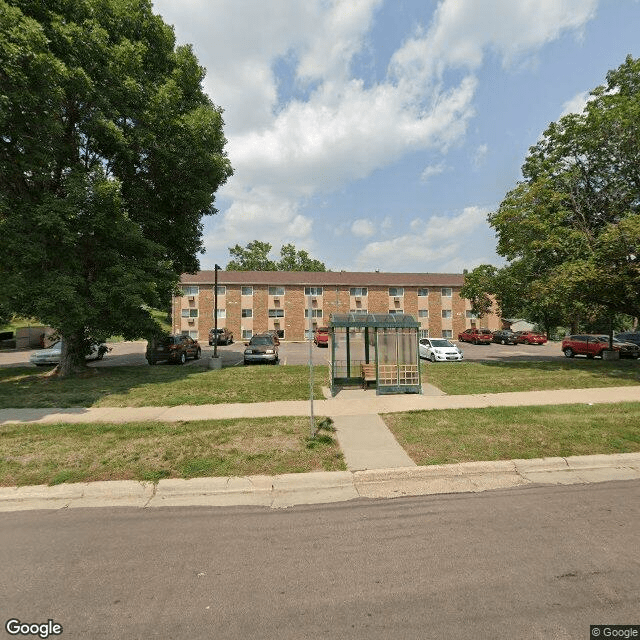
146 334 201 365
514 331 548 345
457 328 492 344
29 341 109 366
419 337 463 362
616 332 640 346
492 329 518 345
263 330 281 345
243 333 279 365
208 327 233 345
561 335 640 359
313 326 330 347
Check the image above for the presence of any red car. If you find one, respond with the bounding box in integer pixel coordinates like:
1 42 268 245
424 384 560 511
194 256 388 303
562 335 640 359
457 328 493 344
313 326 330 347
514 331 547 345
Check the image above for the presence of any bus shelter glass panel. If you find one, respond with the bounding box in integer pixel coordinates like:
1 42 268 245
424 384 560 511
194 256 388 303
376 328 420 393
331 326 369 382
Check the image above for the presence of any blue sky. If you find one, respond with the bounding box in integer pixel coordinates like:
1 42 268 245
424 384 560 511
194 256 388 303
152 0 640 273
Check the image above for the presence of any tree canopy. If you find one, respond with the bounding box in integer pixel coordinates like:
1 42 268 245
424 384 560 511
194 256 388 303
226 241 326 272
463 55 640 333
0 0 232 374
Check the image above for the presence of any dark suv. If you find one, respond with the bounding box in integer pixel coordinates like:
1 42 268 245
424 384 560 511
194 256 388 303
146 335 201 365
492 329 517 345
243 333 279 365
616 332 640 346
209 327 233 345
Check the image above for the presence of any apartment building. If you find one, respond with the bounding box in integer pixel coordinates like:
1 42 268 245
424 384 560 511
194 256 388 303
174 271 500 342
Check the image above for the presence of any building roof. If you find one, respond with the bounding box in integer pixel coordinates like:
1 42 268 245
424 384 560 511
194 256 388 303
180 270 465 287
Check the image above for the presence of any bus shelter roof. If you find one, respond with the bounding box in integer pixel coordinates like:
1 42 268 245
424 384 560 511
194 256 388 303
329 313 419 329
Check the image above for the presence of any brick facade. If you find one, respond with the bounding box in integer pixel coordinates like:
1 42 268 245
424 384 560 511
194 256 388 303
173 271 500 342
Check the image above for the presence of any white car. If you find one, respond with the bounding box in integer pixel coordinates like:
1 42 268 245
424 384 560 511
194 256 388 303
419 338 463 362
29 341 109 366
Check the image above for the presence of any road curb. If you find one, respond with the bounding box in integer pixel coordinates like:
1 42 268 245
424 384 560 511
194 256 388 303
1 453 639 513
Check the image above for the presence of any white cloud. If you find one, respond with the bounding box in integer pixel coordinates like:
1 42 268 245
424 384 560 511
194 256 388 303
559 90 591 118
472 144 488 168
420 162 446 182
351 219 376 237
351 206 491 271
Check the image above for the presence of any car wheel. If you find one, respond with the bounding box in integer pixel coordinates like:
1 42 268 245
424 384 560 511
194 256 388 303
500 339 506 345
429 354 436 363
587 353 594 359
179 352 186 365
563 348 574 358
194 348 201 360
147 359 156 366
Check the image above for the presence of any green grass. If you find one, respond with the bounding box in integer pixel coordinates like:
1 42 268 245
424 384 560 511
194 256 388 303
0 416 345 486
0 363 329 408
383 402 640 466
422 359 640 394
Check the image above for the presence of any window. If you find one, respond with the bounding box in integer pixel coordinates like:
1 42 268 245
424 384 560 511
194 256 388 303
241 308 253 318
242 329 253 339
216 309 226 319
418 309 429 318
442 329 453 338
241 286 253 296
441 310 452 319
417 288 429 297
269 286 285 296
466 311 477 319
304 309 323 318
181 308 198 318
388 309 403 314
181 330 199 339
349 309 368 315
441 287 452 297
181 285 199 296
304 287 323 296
269 309 285 317
389 287 404 297
350 287 367 296
419 329 429 339
216 285 226 295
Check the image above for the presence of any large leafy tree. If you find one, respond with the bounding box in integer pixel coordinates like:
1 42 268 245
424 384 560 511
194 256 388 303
0 0 232 375
227 241 326 271
468 56 640 332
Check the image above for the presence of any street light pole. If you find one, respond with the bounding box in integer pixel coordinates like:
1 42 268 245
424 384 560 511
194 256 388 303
213 264 219 359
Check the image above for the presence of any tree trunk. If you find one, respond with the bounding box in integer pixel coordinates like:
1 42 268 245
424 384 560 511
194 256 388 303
55 333 89 377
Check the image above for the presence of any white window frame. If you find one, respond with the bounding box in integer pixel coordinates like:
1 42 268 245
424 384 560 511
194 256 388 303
269 286 285 296
304 286 323 296
268 309 285 318
181 285 199 296
241 286 253 296
418 309 429 318
441 310 452 319
216 285 226 295
350 287 368 297
216 309 226 319
241 308 253 318
441 287 452 297
442 329 453 338
181 308 198 318
417 288 429 297
304 309 323 318
419 329 429 339
389 287 404 297
242 329 253 339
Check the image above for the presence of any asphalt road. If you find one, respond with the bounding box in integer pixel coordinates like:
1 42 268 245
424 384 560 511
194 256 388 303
1 481 638 639
0 338 565 369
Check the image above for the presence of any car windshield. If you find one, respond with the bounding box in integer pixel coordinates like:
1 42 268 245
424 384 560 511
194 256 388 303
250 337 272 345
431 339 453 348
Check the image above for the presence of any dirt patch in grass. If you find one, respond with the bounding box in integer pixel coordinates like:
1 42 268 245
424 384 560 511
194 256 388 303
0 416 345 486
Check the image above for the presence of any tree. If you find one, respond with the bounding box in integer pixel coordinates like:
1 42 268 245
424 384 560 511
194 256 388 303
226 241 326 271
487 55 640 328
0 0 232 375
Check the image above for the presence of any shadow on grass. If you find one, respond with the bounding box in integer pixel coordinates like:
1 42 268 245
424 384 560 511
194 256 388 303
0 361 329 409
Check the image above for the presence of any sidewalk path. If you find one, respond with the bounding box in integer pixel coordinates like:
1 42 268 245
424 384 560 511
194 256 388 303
1 385 639 425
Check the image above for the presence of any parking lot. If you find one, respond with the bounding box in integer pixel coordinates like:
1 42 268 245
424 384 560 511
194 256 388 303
0 338 565 369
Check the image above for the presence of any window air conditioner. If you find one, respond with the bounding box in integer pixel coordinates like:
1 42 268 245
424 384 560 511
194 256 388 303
188 296 195 301
394 296 400 302
355 296 362 302
188 318 195 324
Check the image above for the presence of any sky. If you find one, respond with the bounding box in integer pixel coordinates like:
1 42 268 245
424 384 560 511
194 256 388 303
151 0 640 274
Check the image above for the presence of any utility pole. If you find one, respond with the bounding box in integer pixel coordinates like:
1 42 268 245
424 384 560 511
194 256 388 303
308 293 315 437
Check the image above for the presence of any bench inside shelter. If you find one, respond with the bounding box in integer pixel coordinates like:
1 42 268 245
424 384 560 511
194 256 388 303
361 363 376 389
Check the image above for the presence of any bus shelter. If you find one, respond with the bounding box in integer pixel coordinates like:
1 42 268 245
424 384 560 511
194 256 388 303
328 313 421 396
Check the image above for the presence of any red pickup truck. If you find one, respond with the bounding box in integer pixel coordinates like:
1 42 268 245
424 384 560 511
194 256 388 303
458 328 493 344
313 326 330 347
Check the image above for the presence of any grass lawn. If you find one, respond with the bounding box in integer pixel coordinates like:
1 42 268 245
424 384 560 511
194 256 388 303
0 364 329 408
383 402 640 466
422 359 640 394
0 417 345 486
